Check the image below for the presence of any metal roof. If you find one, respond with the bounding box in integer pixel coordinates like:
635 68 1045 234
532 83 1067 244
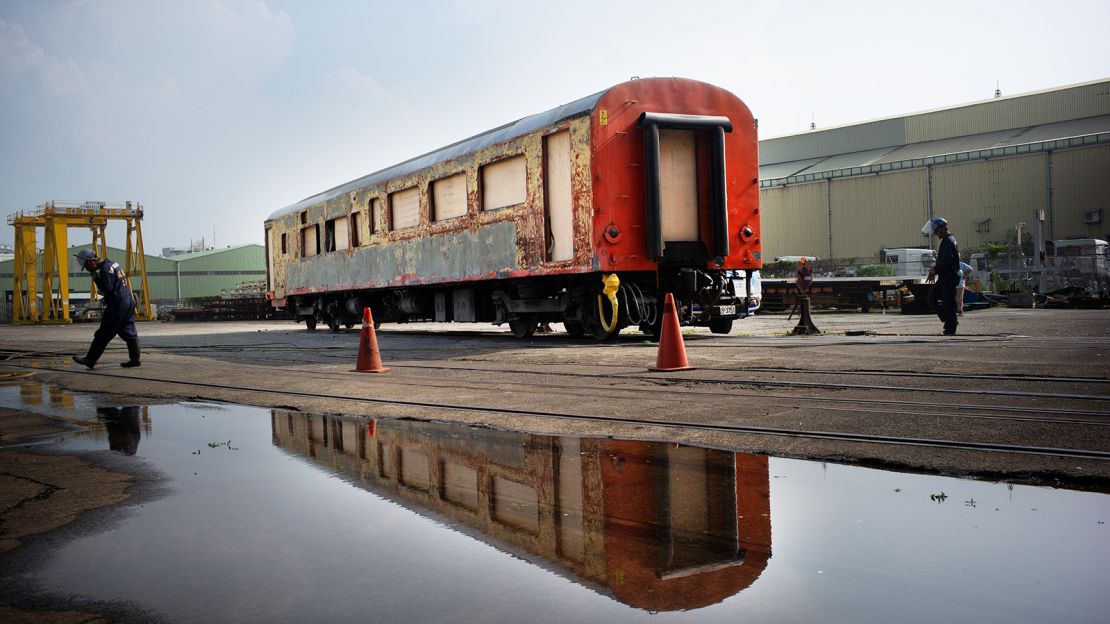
266 89 606 221
165 244 262 261
757 157 827 180
760 114 1110 182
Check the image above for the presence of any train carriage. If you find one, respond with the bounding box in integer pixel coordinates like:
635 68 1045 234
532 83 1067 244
264 77 762 338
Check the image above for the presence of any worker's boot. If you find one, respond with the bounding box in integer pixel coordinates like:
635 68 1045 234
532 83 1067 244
120 339 141 368
74 338 107 369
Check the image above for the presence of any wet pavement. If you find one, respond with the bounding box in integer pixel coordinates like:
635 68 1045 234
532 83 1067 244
1 382 1108 623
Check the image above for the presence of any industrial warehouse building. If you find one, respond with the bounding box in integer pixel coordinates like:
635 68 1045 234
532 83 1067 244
0 244 266 320
758 79 1110 260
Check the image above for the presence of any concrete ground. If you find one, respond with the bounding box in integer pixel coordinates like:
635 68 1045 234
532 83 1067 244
1 306 1108 489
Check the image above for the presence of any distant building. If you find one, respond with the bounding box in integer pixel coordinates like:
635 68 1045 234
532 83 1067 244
161 238 212 258
759 79 1110 260
0 244 266 321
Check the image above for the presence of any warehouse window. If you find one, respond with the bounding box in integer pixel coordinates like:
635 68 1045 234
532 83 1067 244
975 218 992 234
390 187 420 230
432 173 467 221
481 155 527 211
350 212 361 247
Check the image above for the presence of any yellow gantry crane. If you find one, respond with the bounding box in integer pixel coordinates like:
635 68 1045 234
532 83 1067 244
8 201 153 324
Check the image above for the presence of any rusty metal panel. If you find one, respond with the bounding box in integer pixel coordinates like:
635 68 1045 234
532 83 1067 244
285 221 519 292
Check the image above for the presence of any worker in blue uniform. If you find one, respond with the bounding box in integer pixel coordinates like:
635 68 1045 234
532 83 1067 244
72 249 141 368
923 218 961 335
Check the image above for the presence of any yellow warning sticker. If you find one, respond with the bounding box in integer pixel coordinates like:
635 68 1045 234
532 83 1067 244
599 109 608 126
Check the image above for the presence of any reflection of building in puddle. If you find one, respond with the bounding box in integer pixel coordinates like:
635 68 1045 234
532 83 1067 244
48 385 74 410
271 411 772 611
20 381 44 405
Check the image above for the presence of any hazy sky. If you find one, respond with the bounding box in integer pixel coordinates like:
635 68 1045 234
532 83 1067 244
1 0 1107 252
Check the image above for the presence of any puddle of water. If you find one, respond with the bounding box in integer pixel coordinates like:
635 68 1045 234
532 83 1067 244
1 383 1108 623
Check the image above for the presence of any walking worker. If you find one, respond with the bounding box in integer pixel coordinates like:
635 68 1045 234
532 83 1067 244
956 261 974 316
72 249 141 368
795 257 813 295
922 217 961 335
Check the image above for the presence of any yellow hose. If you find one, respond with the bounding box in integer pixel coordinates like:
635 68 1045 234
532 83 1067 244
597 273 620 334
0 370 36 382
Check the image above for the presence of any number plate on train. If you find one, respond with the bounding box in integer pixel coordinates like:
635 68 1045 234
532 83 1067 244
716 305 736 316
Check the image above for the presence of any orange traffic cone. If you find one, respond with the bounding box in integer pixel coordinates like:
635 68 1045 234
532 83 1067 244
649 293 696 372
354 307 390 373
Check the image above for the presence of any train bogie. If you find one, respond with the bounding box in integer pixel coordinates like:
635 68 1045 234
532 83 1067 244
264 77 762 338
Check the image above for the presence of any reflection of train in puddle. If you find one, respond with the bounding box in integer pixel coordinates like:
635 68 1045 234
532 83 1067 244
271 411 771 611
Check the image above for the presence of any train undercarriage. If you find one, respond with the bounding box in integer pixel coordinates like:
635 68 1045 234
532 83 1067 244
288 268 755 340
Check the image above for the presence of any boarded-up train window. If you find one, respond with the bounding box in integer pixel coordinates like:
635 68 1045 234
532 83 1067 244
481 155 527 211
301 224 319 257
350 212 361 247
280 233 287 254
390 188 420 230
370 197 383 234
324 217 349 252
432 173 467 221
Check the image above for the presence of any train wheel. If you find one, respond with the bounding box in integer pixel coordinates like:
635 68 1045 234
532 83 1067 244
586 318 620 341
326 315 340 333
639 320 662 342
709 318 734 334
509 319 537 338
305 317 317 332
563 319 586 338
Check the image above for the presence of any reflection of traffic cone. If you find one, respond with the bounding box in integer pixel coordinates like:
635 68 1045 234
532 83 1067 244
367 419 377 437
649 293 696 372
354 307 390 373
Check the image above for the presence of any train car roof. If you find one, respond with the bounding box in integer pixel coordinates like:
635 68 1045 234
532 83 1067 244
266 88 608 221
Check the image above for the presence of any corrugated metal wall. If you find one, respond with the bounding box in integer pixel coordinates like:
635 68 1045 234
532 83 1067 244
1051 144 1110 240
173 245 264 272
829 170 929 258
759 144 1108 259
760 181 829 258
932 154 1047 249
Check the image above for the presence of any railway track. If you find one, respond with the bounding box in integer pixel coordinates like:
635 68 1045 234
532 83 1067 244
4 359 1109 463
158 348 1109 402
5 347 1108 421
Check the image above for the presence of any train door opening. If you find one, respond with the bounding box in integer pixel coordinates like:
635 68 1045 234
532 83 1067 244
543 130 574 263
658 129 699 245
639 113 732 264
